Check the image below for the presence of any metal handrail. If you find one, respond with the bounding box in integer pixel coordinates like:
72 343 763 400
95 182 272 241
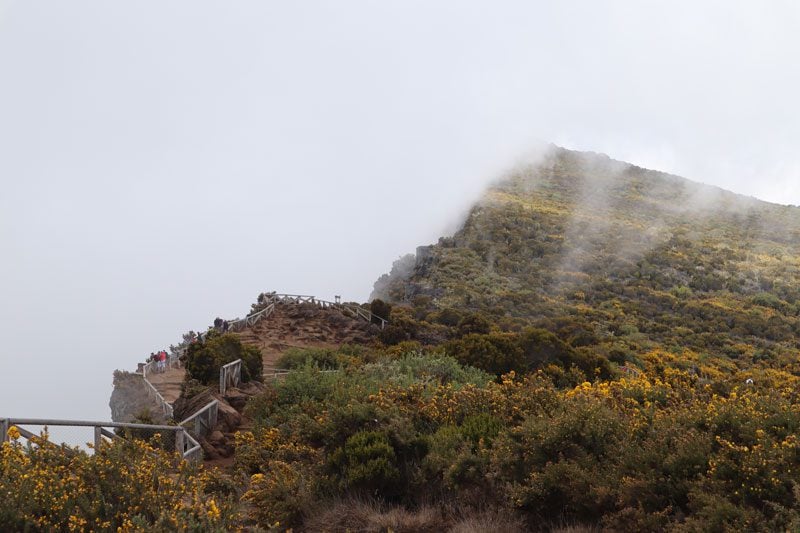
261 293 389 329
219 359 242 396
179 400 219 441
1 417 195 461
139 360 175 419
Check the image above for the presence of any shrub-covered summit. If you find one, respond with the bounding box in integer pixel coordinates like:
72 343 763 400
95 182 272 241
373 146 800 376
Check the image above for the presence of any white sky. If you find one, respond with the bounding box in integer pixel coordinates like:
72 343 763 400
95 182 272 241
2 1 799 421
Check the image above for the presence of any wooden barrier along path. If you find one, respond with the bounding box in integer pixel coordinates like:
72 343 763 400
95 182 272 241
0 418 202 461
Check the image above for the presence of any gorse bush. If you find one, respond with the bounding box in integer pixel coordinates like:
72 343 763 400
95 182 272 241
445 332 525 375
0 430 234 531
231 342 800 531
276 346 360 370
330 430 401 495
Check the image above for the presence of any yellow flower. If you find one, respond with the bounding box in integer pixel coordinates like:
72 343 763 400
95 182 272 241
207 498 221 520
7 425 20 440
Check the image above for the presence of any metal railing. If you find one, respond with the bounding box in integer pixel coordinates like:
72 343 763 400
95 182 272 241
262 367 340 381
262 368 292 381
0 418 200 461
226 302 276 333
261 293 389 329
219 359 242 396
197 292 389 344
179 400 219 443
139 360 175 419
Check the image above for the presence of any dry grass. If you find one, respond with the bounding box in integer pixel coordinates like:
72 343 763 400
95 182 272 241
302 498 527 533
548 523 602 533
448 509 526 533
303 498 445 532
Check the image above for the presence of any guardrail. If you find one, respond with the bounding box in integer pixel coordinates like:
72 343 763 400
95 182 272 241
197 292 389 344
219 359 242 396
227 302 276 333
262 367 339 380
262 369 292 381
0 418 199 461
260 293 389 329
139 360 175 419
179 400 219 442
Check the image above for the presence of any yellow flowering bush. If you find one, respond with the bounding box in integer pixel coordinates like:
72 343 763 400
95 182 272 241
230 344 800 531
0 433 235 531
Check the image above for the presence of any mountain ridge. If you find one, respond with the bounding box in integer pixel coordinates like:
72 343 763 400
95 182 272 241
372 145 800 378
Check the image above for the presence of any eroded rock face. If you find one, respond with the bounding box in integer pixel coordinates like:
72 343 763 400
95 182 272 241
109 370 168 424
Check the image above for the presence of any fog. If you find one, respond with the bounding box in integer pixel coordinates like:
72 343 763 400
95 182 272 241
2 1 799 421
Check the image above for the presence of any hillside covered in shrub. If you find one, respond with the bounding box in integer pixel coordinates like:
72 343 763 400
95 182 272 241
9 147 800 531
226 148 800 530
373 146 800 382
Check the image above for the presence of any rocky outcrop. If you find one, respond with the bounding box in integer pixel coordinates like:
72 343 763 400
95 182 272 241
109 370 168 424
172 381 268 460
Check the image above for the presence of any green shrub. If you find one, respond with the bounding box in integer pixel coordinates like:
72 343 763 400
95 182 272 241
330 430 401 496
379 324 409 345
370 299 393 323
457 312 492 336
431 307 463 327
184 331 263 385
277 347 340 370
445 332 525 375
460 413 503 447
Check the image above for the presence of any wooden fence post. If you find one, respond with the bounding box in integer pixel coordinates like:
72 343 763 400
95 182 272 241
1 419 9 443
176 428 185 459
94 426 103 450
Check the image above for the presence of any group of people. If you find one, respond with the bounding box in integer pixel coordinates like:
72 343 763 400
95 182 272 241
213 317 230 332
149 350 169 373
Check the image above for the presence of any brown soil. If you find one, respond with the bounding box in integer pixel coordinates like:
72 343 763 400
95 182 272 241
233 302 380 370
146 366 185 404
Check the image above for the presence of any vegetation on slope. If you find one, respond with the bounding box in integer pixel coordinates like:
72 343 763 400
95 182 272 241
0 430 235 531
234 347 800 531
374 147 800 381
12 146 800 531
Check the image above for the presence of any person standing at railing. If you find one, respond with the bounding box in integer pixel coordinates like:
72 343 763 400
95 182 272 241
158 350 167 372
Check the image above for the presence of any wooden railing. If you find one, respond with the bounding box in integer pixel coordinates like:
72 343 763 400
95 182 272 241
219 360 242 396
262 369 292 381
178 400 219 443
139 361 174 419
0 418 200 461
260 293 389 330
197 292 389 344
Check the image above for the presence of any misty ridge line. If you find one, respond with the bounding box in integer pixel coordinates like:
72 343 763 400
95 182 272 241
373 145 800 302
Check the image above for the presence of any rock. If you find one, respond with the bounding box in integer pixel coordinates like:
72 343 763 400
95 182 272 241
208 430 225 445
218 439 235 458
109 370 168 424
172 388 216 422
200 438 221 460
216 399 242 432
223 389 250 411
238 381 267 396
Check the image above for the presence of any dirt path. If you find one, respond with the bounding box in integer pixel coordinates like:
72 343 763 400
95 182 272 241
146 367 185 404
